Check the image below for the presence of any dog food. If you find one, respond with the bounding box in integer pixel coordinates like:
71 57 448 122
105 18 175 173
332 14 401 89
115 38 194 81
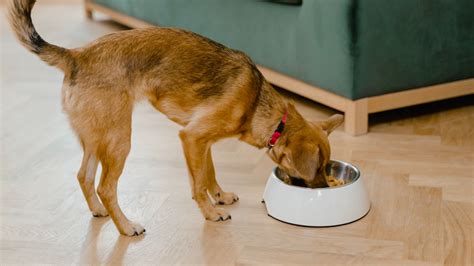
278 167 344 188
327 175 345 187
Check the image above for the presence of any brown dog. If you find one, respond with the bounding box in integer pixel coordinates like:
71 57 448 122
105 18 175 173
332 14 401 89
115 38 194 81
9 0 344 236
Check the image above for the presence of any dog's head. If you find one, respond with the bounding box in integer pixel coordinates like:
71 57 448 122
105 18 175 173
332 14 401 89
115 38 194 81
267 105 344 188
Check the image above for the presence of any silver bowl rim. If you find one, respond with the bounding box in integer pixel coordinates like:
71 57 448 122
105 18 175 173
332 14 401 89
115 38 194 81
272 159 361 190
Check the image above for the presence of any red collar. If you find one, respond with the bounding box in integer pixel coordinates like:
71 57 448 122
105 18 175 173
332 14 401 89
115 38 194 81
267 111 288 149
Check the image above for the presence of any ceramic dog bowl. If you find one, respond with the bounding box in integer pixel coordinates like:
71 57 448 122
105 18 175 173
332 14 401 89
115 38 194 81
262 160 370 227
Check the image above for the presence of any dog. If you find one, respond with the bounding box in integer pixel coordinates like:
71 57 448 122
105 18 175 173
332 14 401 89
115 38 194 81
9 0 344 236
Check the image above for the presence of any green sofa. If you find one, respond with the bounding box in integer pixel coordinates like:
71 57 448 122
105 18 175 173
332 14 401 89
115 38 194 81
85 0 474 135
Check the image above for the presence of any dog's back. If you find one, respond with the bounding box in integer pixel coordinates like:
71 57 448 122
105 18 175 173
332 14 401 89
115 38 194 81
66 27 261 125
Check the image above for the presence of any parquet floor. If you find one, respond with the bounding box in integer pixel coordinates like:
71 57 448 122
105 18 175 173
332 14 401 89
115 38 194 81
1 2 473 265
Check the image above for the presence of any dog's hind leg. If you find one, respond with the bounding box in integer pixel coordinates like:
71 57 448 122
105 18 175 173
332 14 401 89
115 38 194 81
206 149 239 205
96 129 145 236
77 146 108 217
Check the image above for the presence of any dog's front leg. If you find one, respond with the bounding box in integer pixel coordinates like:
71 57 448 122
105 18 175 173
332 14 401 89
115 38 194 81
179 130 231 221
206 149 239 205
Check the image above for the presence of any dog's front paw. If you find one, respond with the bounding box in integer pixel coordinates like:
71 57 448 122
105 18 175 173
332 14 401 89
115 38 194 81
91 206 109 217
205 207 232 222
120 222 146 237
214 192 239 205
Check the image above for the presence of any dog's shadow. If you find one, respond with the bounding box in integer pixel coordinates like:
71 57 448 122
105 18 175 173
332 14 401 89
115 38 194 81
78 217 144 265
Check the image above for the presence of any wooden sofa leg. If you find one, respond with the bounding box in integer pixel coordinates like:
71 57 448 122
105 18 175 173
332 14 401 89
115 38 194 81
85 9 93 19
345 99 368 136
84 1 93 19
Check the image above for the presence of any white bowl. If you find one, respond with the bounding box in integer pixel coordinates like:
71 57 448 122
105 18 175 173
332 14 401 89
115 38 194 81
262 160 370 227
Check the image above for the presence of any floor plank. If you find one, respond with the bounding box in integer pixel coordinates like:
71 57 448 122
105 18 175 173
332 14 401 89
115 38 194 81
1 1 472 265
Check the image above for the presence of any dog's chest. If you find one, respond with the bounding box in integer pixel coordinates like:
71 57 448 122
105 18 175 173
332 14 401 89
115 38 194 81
152 100 192 126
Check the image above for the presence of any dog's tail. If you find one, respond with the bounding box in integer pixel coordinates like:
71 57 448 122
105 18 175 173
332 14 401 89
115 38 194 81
8 0 74 72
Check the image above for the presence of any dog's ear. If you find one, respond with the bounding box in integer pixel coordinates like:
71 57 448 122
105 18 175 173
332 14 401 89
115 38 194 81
313 114 344 135
282 143 320 181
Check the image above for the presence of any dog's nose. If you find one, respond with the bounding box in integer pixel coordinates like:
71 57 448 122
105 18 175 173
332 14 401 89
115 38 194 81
306 172 329 188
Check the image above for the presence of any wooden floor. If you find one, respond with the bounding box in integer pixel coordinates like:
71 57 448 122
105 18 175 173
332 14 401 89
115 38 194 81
1 2 473 265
